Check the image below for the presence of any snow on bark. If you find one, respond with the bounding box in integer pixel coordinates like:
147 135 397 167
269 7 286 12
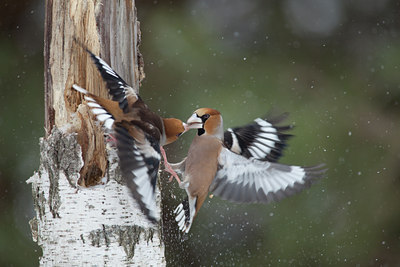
27 127 165 266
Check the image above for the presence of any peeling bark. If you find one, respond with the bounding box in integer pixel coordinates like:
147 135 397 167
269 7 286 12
28 129 165 265
45 0 145 184
29 0 164 265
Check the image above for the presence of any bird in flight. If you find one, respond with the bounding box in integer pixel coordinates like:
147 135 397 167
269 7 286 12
173 108 326 233
72 48 188 223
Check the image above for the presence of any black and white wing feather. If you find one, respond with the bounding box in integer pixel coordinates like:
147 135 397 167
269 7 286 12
223 114 292 162
86 49 138 113
72 84 115 129
209 148 326 204
174 195 196 234
114 125 161 223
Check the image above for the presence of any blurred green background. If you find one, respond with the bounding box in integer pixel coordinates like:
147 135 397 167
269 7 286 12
1 0 399 266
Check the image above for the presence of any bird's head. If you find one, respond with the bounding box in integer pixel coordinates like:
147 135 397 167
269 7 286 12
186 108 223 138
163 118 189 145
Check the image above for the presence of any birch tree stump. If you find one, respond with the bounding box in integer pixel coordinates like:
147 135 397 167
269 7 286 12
27 0 165 265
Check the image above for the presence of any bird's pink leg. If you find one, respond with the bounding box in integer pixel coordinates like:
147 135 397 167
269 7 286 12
106 133 117 145
160 146 181 184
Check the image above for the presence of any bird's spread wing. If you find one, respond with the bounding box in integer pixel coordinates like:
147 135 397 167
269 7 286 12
72 84 116 129
86 49 138 113
223 114 292 162
210 148 326 204
114 124 161 223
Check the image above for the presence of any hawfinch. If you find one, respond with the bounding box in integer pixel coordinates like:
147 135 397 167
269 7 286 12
72 49 187 223
173 108 326 233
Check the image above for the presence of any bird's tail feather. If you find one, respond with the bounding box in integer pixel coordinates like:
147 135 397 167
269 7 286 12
174 195 196 233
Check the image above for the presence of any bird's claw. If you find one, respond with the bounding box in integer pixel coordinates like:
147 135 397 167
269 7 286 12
105 133 117 146
163 165 181 184
160 146 181 184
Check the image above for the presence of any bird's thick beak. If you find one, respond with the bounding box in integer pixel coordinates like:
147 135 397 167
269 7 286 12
186 113 203 129
182 122 189 133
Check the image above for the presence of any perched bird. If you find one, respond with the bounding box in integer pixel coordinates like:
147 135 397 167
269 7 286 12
72 49 187 223
173 108 326 233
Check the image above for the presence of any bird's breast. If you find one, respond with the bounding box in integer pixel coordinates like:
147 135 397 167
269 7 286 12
184 136 222 196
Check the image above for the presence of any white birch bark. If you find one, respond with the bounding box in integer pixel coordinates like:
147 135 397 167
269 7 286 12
27 0 165 265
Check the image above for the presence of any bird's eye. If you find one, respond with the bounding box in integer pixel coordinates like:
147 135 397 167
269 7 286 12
201 114 210 122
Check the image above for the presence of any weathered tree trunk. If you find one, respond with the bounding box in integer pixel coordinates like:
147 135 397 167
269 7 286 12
27 0 165 265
